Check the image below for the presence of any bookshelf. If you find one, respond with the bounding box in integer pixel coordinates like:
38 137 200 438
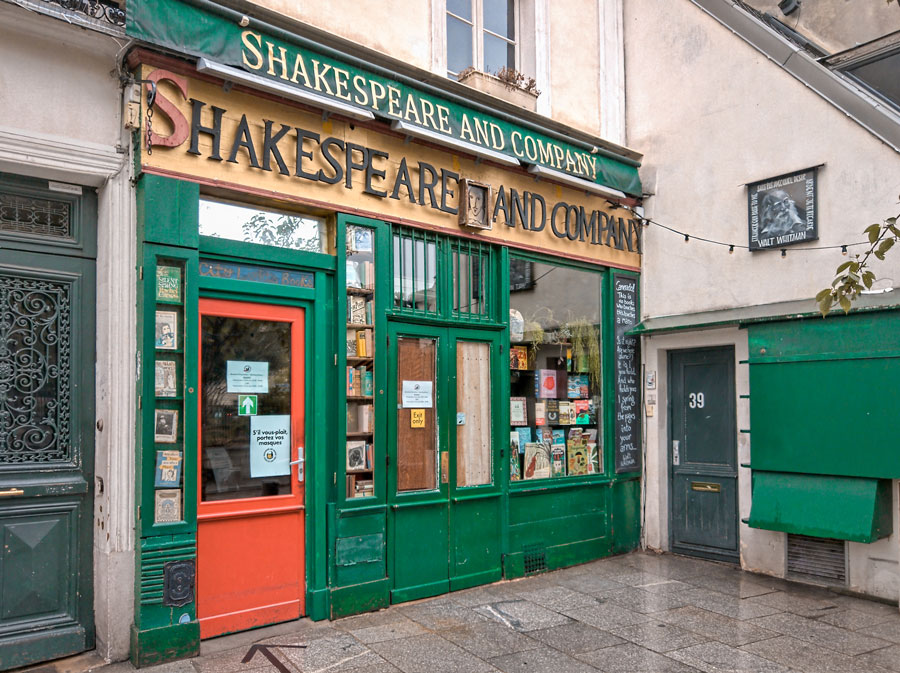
345 225 376 499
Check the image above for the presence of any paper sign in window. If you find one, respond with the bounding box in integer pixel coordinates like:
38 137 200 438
250 415 291 477
226 360 269 393
402 380 433 408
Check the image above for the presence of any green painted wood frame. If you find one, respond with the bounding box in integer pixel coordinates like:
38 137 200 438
133 174 337 667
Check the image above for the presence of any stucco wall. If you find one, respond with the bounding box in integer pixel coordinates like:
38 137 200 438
247 0 617 139
743 0 900 54
625 0 900 320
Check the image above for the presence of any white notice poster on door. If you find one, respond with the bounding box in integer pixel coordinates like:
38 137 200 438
226 360 269 393
249 415 291 477
401 380 433 408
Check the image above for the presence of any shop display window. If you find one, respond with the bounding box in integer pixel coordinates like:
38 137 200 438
392 228 438 314
345 224 376 498
508 257 603 481
200 198 332 253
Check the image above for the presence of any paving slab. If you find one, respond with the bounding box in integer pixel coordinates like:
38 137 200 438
527 621 625 654
653 606 778 647
368 633 498 673
741 634 894 673
667 641 790 673
474 599 572 632
489 647 597 673
576 642 701 672
748 611 891 655
609 620 709 653
75 550 900 673
441 621 541 658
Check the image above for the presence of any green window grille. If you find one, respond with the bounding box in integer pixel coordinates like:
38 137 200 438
451 238 493 322
392 227 440 317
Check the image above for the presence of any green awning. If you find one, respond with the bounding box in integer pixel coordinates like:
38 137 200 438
748 471 892 543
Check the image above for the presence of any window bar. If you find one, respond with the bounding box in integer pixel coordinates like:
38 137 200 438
466 240 473 319
454 245 460 314
411 231 417 313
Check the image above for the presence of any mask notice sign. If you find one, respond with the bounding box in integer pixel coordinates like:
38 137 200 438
250 415 291 477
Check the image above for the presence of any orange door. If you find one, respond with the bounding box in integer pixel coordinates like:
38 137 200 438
197 298 306 639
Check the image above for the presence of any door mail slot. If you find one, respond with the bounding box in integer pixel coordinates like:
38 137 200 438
691 481 721 493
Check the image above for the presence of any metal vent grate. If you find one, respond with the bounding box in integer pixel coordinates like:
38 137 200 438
787 534 846 584
522 543 547 574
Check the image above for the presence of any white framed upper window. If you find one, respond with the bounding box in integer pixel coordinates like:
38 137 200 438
446 0 518 78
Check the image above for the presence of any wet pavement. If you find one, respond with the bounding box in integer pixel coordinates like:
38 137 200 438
90 551 900 673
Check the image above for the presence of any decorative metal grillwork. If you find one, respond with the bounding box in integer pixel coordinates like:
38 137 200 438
522 543 547 574
0 194 72 239
0 274 71 464
44 0 125 26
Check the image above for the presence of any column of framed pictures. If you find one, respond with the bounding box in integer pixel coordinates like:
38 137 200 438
153 260 186 523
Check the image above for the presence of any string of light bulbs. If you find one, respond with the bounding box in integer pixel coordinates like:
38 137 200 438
608 201 867 257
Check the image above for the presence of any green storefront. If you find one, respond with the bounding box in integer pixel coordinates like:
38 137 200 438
126 0 644 666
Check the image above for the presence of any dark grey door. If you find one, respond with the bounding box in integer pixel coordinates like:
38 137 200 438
0 175 96 669
669 347 738 562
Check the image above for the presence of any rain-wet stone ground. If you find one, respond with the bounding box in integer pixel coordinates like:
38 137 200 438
90 550 900 673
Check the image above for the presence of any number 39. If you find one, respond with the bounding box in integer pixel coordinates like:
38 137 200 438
688 392 705 409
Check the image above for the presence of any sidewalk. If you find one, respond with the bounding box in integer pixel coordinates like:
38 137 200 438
83 551 900 673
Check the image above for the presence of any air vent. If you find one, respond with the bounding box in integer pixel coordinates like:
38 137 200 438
787 534 846 584
522 543 547 574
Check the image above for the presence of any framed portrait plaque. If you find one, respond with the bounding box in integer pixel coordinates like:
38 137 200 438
748 167 818 251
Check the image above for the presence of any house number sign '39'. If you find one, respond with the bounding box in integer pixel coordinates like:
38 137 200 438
688 392 705 409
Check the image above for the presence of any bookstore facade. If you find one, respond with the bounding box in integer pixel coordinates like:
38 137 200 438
126 1 644 665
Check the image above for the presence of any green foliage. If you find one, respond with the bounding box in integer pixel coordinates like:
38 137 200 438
818 207 900 316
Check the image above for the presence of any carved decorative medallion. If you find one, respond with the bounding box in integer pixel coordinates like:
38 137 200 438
0 274 72 464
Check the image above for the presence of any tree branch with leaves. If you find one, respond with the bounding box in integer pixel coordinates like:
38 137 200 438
817 205 900 315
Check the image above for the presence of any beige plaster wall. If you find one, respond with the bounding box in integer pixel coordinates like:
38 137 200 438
743 0 900 53
0 9 121 150
625 0 900 320
247 0 612 138
251 0 433 71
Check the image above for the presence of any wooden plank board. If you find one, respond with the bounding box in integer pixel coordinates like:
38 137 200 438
456 341 492 487
397 337 436 492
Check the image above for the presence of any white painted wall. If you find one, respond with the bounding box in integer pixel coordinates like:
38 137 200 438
626 0 900 601
0 4 135 661
625 0 900 321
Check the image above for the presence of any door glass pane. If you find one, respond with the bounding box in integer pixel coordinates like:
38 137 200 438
201 315 292 501
447 15 474 76
397 337 437 492
456 341 492 487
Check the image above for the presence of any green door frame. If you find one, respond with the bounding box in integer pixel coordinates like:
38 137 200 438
386 320 503 602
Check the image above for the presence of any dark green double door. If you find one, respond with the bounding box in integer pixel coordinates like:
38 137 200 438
669 347 738 562
387 322 502 603
0 176 96 669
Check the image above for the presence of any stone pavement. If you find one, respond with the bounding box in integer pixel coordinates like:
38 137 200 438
93 551 900 673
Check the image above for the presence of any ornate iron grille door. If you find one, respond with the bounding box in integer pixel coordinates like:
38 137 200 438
0 175 96 671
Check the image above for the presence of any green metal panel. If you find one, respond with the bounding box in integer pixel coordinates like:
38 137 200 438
609 479 641 555
748 471 892 543
137 174 199 249
450 496 502 589
748 314 900 478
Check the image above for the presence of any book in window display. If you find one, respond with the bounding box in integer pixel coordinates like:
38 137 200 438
523 442 551 480
346 441 368 472
155 311 178 350
510 397 527 426
509 345 529 370
155 360 177 397
536 369 557 398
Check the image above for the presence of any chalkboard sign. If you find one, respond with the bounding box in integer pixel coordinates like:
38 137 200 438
613 274 641 473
